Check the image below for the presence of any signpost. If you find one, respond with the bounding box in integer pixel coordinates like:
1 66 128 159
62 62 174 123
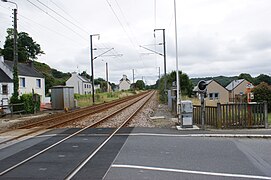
197 80 207 130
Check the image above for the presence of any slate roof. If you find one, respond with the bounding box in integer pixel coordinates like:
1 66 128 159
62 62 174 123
225 79 244 91
78 75 91 83
0 69 12 83
4 60 44 78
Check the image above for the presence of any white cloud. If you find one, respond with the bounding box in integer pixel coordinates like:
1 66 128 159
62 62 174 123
1 0 271 85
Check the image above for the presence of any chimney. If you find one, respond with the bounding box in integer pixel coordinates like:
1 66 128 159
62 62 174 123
28 60 34 68
0 56 4 62
123 75 127 80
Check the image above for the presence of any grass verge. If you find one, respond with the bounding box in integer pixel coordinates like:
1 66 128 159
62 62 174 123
75 90 140 107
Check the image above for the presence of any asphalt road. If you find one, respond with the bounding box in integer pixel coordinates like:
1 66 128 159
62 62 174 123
0 128 271 179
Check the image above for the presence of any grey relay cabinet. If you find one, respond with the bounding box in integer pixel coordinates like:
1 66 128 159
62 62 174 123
181 100 193 128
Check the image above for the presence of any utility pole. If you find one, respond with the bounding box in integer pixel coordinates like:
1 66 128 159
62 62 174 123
90 34 100 104
132 69 135 84
154 29 167 92
106 62 109 92
1 0 19 99
158 67 160 79
90 35 94 104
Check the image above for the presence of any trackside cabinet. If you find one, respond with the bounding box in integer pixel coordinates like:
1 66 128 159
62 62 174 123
181 100 193 128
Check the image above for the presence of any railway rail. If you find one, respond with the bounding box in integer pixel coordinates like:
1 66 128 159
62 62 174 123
0 90 155 178
0 91 150 145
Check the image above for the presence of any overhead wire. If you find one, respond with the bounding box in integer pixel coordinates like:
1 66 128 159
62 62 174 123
107 0 148 72
35 0 90 35
26 0 87 42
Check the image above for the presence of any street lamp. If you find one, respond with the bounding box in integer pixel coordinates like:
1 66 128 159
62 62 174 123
173 0 181 118
1 0 19 99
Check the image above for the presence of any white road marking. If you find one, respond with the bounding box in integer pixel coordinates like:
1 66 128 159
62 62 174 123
115 133 271 138
111 164 271 179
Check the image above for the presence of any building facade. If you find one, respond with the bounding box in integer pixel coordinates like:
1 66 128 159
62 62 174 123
119 75 131 91
66 72 92 95
0 57 45 103
226 79 254 102
194 79 229 105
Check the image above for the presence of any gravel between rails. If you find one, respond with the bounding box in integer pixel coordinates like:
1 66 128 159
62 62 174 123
0 91 177 130
62 91 177 129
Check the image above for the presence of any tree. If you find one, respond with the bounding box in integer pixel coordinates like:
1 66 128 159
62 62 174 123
135 80 145 90
94 78 108 92
158 71 193 102
79 71 91 80
254 74 271 85
238 73 254 84
252 82 271 112
2 28 44 62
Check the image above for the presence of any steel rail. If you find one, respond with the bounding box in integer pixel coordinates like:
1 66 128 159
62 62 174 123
0 92 149 145
65 91 155 179
0 91 154 177
0 91 148 134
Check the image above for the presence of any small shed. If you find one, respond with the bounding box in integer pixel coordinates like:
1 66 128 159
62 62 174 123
51 86 74 110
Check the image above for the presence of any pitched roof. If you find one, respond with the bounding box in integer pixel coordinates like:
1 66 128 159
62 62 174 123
225 79 244 91
77 75 91 83
0 69 12 83
4 60 44 78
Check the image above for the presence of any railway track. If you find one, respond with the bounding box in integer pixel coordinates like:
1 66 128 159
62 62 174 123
0 90 155 178
0 91 150 145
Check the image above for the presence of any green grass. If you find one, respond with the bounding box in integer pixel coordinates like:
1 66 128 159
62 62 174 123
269 113 271 125
75 90 141 107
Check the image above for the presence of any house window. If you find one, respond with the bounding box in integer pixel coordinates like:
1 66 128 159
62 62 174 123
20 77 26 87
36 79 41 88
209 93 213 100
2 85 8 95
84 84 86 88
214 93 219 99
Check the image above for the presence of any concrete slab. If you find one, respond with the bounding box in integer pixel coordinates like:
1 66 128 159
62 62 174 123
176 125 200 130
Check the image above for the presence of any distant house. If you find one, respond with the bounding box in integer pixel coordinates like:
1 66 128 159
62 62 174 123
0 57 45 103
193 79 229 104
66 72 92 95
0 69 13 105
226 79 254 102
119 75 131 91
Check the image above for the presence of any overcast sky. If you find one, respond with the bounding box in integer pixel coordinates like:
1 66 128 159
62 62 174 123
1 0 271 85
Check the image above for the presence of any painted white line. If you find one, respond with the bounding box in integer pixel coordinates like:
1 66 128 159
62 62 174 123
115 133 271 138
111 164 271 179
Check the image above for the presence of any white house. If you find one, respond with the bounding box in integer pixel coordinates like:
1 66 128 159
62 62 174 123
0 57 46 103
0 68 13 105
119 75 131 91
66 72 92 95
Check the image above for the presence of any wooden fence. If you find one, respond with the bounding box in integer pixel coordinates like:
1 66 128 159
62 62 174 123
0 103 25 117
193 102 268 129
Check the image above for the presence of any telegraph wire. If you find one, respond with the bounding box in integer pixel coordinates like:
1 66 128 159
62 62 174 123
26 0 87 42
105 0 137 49
18 14 84 45
35 0 89 35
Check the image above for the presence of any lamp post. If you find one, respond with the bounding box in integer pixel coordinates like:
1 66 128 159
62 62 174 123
154 29 167 92
174 0 181 117
1 0 19 99
90 34 100 104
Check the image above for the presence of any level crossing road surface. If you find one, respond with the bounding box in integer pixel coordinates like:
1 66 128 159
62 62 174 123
0 128 271 179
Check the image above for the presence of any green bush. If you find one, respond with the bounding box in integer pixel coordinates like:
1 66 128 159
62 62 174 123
95 94 101 101
20 93 40 114
10 94 24 113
